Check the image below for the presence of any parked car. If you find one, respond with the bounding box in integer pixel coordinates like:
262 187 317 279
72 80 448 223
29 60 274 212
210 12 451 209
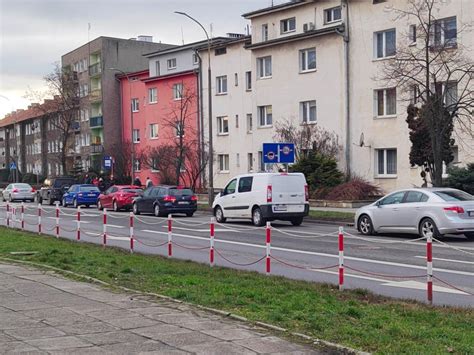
133 185 198 217
37 177 77 205
98 185 142 212
355 188 474 240
62 184 100 208
2 183 35 202
212 173 309 226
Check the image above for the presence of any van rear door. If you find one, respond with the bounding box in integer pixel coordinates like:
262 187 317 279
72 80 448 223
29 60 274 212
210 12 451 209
270 174 306 213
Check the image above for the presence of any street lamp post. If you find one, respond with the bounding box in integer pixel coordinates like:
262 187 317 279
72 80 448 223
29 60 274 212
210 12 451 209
109 68 135 183
174 11 214 204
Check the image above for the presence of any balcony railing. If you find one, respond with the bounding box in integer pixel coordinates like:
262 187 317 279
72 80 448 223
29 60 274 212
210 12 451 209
91 144 104 154
89 89 102 102
89 115 103 128
89 63 102 76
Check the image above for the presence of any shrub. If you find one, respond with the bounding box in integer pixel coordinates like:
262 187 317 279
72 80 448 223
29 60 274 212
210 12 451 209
22 173 44 184
326 176 381 201
446 163 474 195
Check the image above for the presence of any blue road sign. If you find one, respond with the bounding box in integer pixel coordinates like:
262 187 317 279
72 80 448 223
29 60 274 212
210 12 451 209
103 156 112 170
9 162 17 170
263 143 295 164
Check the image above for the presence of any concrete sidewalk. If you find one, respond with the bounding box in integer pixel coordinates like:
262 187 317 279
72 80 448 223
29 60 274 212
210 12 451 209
0 262 324 354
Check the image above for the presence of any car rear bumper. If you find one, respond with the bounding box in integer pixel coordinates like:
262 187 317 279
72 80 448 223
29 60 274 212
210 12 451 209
11 192 35 200
438 220 474 235
260 204 309 220
163 205 197 214
77 198 99 205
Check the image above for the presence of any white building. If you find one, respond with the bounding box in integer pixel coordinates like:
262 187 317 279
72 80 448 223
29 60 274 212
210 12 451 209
200 0 473 191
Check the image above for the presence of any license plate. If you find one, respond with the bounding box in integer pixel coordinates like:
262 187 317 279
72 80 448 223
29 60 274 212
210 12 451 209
178 201 189 205
274 205 287 212
469 211 474 217
88 194 96 197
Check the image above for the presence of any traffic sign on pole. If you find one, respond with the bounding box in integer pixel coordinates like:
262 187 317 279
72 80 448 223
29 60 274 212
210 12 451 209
263 143 295 164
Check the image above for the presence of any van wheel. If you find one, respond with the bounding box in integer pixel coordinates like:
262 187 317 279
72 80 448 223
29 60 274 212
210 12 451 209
252 207 265 227
464 232 474 241
214 206 226 223
133 203 140 215
291 217 303 226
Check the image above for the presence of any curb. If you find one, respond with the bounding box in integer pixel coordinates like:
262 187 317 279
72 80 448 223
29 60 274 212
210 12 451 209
0 256 368 355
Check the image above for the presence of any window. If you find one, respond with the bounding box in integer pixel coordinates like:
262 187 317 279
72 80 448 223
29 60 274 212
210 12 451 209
280 17 296 34
379 191 405 205
245 71 252 91
217 116 229 135
374 29 396 58
405 191 429 203
409 24 417 44
175 122 184 137
149 124 158 139
235 114 239 128
300 48 316 72
216 76 228 94
257 56 272 79
215 47 227 56
192 53 199 64
236 153 240 167
376 148 397 177
151 157 159 171
300 100 317 123
435 81 457 108
132 129 140 143
433 17 457 47
173 83 183 100
148 88 157 103
155 61 160 76
325 7 342 24
375 88 397 117
218 154 229 172
373 0 387 3
234 73 238 87
238 177 253 193
258 151 265 172
262 24 269 41
134 159 141 172
247 153 253 172
131 98 139 112
258 105 273 127
410 84 420 105
246 114 253 133
167 58 177 69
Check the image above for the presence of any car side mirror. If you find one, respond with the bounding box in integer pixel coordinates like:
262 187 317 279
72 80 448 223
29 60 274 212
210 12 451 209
376 201 381 207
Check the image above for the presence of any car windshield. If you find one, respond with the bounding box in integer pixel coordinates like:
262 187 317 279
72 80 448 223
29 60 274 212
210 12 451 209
122 188 142 193
434 190 474 201
80 186 99 192
14 184 31 189
169 188 193 196
53 180 75 188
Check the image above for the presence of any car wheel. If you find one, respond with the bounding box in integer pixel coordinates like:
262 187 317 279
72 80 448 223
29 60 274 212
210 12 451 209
48 197 54 206
113 201 119 212
73 199 78 209
9 195 13 203
291 217 303 226
186 212 194 217
214 206 226 223
98 201 103 211
2 195 5 202
154 204 161 217
62 198 67 207
252 207 265 227
419 218 440 239
464 232 474 241
133 203 140 215
358 215 374 235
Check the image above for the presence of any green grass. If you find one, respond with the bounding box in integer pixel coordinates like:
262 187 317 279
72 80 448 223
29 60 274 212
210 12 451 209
0 227 472 354
309 210 355 222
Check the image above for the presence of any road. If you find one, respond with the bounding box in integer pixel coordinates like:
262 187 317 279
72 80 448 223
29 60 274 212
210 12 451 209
1 202 473 307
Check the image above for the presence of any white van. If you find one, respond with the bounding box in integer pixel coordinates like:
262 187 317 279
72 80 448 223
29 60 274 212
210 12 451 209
212 173 309 226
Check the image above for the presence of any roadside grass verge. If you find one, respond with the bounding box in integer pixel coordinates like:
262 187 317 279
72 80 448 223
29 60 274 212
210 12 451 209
309 210 355 222
0 227 472 354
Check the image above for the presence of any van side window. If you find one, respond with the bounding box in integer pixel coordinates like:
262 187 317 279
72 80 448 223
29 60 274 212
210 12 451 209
238 177 253 193
224 179 237 195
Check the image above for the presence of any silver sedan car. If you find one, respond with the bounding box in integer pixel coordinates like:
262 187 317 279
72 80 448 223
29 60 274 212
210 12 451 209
355 188 474 240
2 183 36 202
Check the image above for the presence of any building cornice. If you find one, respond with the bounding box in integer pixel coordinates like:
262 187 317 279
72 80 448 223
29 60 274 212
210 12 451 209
242 0 308 19
142 70 197 83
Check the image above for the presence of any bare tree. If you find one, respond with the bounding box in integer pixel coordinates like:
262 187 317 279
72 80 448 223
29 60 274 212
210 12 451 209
381 0 474 186
105 140 133 184
273 118 340 161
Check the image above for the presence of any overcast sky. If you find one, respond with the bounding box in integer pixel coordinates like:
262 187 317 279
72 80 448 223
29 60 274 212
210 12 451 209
0 0 285 118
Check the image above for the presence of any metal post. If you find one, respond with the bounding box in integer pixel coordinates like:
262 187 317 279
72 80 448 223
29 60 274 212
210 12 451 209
77 206 81 241
55 202 60 238
266 222 271 275
129 211 134 253
210 217 215 267
427 234 433 304
338 226 344 291
21 202 24 230
168 214 173 257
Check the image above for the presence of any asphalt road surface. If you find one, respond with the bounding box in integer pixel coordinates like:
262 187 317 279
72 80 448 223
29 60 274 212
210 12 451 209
1 202 473 308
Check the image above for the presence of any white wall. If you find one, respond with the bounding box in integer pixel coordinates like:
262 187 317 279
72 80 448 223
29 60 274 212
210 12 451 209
148 48 198 77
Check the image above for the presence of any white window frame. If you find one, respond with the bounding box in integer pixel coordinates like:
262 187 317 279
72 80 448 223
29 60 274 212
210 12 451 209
432 17 457 48
134 159 141 172
245 71 252 91
247 153 254 172
192 53 199 65
175 122 184 137
218 154 229 173
151 157 159 172
409 24 417 45
300 100 317 124
246 113 253 133
131 98 139 112
324 7 342 24
299 48 316 72
374 88 397 118
173 83 183 100
167 58 177 70
262 24 269 41
257 56 272 79
375 148 397 178
280 17 296 34
149 123 159 139
374 29 396 59
216 76 228 95
217 116 229 135
155 60 160 76
258 105 273 128
148 87 157 104
132 129 140 143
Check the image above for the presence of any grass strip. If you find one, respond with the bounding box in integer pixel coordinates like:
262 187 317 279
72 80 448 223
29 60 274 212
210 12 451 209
0 227 472 354
309 210 355 222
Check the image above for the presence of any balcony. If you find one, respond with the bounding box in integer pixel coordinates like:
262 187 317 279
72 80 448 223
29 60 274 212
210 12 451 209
89 63 102 76
91 144 104 154
89 115 103 128
89 89 102 102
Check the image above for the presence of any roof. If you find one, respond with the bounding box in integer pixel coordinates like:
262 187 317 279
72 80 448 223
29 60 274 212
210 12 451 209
0 98 60 128
195 35 251 52
144 37 236 57
242 0 308 19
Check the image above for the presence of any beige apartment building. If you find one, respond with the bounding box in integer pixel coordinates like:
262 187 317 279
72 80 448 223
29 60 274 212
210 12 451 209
200 0 473 191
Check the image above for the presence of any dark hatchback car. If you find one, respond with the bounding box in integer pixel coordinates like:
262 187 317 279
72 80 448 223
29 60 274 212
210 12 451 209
132 186 198 217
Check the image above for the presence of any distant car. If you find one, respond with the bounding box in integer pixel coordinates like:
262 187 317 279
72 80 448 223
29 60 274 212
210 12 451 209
355 188 474 240
2 183 35 202
98 185 142 212
62 184 100 208
37 177 77 205
133 185 198 217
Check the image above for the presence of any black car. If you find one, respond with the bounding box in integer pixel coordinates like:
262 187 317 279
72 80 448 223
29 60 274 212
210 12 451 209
132 185 198 217
37 177 77 205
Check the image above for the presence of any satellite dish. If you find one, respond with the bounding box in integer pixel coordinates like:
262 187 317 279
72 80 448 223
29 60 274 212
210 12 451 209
359 132 365 147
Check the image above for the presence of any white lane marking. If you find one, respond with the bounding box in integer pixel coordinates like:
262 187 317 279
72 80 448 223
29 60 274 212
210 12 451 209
167 226 235 233
414 256 474 266
140 230 473 277
106 224 125 229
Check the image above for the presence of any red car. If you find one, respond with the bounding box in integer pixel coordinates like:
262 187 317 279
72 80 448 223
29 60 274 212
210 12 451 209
98 185 143 212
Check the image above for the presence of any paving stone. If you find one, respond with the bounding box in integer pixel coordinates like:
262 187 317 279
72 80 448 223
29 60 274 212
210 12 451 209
150 313 209 325
25 335 94 351
4 326 67 340
147 331 218 348
180 341 257 355
0 340 41 353
43 313 97 327
86 309 139 321
0 332 15 342
64 303 118 315
130 306 182 317
107 299 156 309
100 339 178 354
103 316 159 330
20 307 79 320
56 321 119 335
0 318 44 331
235 336 310 354
48 346 107 354
129 324 185 339
2 301 56 311
180 320 238 331
201 328 265 341
78 330 149 346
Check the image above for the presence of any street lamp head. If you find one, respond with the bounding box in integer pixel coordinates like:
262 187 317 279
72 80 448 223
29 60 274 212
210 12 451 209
174 11 187 15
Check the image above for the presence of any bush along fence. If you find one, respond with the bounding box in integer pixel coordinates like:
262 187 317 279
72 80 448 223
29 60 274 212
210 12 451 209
1 202 473 304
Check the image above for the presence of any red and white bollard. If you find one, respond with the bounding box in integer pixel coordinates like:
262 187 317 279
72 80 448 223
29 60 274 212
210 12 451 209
6 202 10 228
102 208 107 247
210 217 215 267
427 233 433 304
55 202 60 238
21 202 25 230
167 214 173 257
338 226 344 291
266 222 271 275
38 204 42 234
76 206 81 241
129 212 134 253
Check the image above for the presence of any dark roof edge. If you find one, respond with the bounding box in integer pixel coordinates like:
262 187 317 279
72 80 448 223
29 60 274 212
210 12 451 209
242 0 307 19
142 70 197 83
143 37 234 57
195 35 251 51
